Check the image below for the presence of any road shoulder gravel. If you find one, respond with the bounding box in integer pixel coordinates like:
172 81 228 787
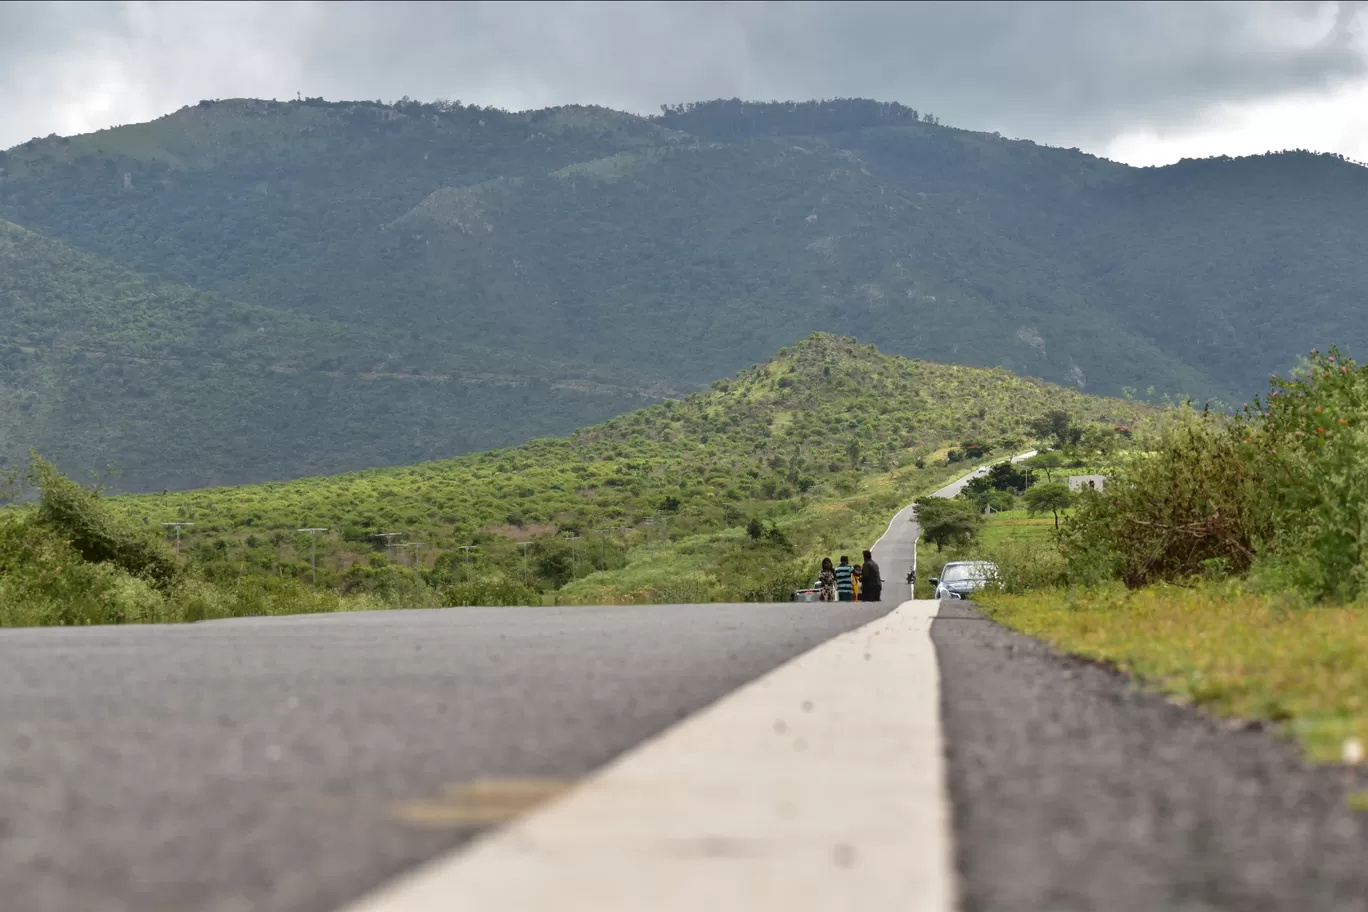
932 599 1368 912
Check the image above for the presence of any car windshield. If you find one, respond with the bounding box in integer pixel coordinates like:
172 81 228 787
942 562 997 583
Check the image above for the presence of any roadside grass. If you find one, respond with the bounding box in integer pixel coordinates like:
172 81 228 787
932 509 1368 766
982 509 1059 545
975 585 1368 764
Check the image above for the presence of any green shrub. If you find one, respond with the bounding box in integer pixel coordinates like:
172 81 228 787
24 455 182 590
1059 348 1368 599
1059 409 1275 587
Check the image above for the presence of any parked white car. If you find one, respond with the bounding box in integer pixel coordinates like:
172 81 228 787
930 561 1001 600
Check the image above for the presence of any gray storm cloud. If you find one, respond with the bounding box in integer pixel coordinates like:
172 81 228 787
0 0 1365 151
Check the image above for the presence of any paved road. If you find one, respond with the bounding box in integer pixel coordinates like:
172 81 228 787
12 454 1361 912
0 602 894 912
930 450 1037 500
934 599 1368 912
0 460 962 912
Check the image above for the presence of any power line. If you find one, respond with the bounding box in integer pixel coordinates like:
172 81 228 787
396 541 428 567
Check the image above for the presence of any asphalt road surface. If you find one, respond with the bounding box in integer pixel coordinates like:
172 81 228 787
6 455 1367 912
0 601 894 912
934 599 1368 912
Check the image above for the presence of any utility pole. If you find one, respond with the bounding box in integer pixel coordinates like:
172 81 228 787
518 541 534 587
374 532 402 589
592 528 609 570
397 542 428 599
456 545 477 582
373 532 402 560
296 528 328 588
562 533 580 579
161 522 194 554
722 502 735 527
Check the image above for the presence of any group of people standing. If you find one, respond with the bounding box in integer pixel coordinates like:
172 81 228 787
818 550 882 602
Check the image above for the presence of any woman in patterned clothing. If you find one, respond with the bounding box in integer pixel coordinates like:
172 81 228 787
818 557 837 602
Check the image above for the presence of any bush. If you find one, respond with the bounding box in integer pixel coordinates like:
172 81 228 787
982 537 1071 594
0 517 164 626
24 455 183 590
1059 410 1274 587
1058 348 1368 598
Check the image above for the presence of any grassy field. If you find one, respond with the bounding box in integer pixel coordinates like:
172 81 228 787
931 504 1368 766
976 586 1368 764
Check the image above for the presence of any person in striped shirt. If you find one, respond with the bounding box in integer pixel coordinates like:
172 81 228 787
834 555 855 602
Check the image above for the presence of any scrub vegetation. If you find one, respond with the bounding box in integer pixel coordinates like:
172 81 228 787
0 334 1149 625
969 349 1368 764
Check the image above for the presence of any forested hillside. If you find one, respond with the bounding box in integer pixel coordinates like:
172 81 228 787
1 96 1364 488
0 220 659 490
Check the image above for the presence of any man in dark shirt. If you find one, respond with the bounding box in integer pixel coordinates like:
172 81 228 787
860 549 882 602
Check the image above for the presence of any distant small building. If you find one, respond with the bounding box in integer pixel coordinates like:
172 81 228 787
1068 474 1108 492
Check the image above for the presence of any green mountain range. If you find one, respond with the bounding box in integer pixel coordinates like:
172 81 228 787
2 96 1363 489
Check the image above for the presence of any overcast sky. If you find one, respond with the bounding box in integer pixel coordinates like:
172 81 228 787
2 0 1366 166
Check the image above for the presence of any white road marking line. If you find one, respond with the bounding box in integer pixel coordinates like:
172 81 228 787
339 599 956 912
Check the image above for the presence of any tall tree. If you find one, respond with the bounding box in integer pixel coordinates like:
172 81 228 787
916 497 984 551
1023 481 1075 529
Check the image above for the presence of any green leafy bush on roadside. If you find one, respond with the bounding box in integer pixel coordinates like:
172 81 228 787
1061 347 1368 600
1059 409 1277 587
0 455 389 626
25 454 184 590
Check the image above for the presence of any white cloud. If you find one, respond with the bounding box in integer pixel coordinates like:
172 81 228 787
2 0 1367 165
1104 81 1368 166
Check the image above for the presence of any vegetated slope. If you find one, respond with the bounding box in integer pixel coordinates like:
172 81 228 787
0 220 662 490
0 97 1205 399
701 104 1368 396
381 139 1205 396
4 96 1364 487
0 99 683 328
108 334 1154 596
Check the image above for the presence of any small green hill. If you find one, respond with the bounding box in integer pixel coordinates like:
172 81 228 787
107 334 1154 600
0 220 663 490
